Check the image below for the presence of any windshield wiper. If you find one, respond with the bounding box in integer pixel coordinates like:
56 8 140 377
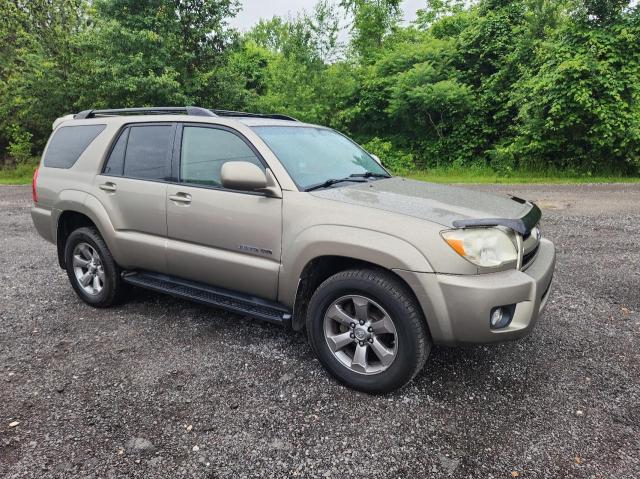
349 172 391 179
305 177 367 192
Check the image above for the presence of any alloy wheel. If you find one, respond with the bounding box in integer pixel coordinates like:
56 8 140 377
323 295 398 375
72 242 105 296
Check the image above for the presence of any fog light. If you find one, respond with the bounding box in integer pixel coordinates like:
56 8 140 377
490 305 515 329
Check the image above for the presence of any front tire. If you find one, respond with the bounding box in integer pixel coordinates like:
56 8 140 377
307 268 431 393
64 226 125 307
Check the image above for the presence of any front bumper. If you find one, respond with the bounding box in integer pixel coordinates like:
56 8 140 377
395 238 555 345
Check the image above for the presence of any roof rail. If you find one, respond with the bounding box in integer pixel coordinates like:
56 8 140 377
73 106 298 122
74 106 216 119
211 109 298 122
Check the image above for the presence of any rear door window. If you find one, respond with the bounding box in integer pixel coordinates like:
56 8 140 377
123 125 173 181
103 124 174 180
43 124 106 168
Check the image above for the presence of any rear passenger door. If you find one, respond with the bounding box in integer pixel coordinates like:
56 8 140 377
165 123 282 300
94 122 176 272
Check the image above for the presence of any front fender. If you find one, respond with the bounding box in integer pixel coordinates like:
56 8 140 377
278 225 433 306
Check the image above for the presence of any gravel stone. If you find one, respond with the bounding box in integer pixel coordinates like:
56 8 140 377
1 184 639 478
438 454 460 475
124 437 156 455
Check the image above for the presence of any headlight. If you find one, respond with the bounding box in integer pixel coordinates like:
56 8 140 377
441 227 518 268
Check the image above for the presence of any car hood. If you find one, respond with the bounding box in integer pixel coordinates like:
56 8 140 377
309 177 532 229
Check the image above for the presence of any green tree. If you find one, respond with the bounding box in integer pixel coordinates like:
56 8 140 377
509 9 640 172
575 0 632 25
340 0 402 61
415 0 467 29
0 0 638 176
239 1 342 121
71 0 239 109
247 1 340 65
0 0 85 158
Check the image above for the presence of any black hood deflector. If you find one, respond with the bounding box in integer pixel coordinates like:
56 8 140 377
452 200 541 235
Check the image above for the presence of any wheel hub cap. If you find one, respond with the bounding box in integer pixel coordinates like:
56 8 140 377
354 328 367 341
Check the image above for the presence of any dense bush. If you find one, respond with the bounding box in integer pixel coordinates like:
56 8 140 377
361 137 414 173
0 0 638 175
508 14 640 173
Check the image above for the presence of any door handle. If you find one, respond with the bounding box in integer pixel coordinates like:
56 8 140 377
169 192 192 204
99 182 117 192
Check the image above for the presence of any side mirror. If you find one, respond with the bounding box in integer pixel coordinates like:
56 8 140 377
221 161 268 192
371 154 382 165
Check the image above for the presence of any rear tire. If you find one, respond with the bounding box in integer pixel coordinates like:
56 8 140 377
306 268 431 393
64 226 126 307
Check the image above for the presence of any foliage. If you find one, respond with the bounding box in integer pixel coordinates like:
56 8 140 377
406 166 640 184
361 137 414 173
72 0 240 109
0 0 638 176
0 159 38 184
415 0 467 29
7 125 34 164
0 0 85 156
508 11 640 173
340 0 402 61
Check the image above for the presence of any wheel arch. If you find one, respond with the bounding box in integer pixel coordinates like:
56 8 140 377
54 191 120 269
280 226 434 331
289 255 429 333
56 210 98 268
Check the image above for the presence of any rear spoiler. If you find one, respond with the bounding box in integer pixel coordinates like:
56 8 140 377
452 198 541 235
52 114 74 130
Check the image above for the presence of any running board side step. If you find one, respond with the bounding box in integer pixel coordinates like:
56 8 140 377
121 271 291 325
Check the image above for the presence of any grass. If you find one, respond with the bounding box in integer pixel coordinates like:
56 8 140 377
405 166 640 184
1 162 639 185
0 161 37 185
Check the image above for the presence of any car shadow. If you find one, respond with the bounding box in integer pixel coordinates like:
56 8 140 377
125 285 546 399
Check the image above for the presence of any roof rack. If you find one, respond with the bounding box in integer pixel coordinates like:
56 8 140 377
73 106 298 122
211 109 298 122
74 106 215 119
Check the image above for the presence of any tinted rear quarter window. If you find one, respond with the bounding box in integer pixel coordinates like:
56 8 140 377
103 128 129 176
43 125 106 168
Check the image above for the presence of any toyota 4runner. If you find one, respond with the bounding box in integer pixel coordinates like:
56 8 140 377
31 106 555 393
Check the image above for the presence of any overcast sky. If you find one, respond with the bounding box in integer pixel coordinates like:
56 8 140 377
229 0 426 31
229 0 640 31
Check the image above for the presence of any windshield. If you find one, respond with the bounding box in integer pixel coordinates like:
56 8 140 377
251 126 389 190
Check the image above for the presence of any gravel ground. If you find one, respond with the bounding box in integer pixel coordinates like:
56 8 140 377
1 183 638 478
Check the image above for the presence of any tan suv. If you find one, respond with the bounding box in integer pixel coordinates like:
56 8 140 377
31 107 555 393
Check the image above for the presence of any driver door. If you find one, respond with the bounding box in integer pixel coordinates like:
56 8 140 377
165 123 282 300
